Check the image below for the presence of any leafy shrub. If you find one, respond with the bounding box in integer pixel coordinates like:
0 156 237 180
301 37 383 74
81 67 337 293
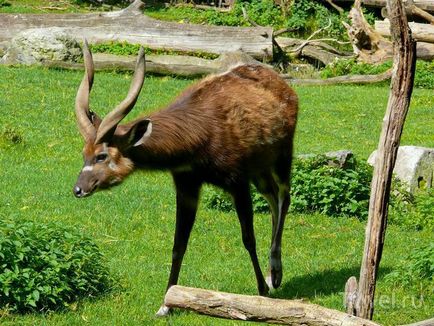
290 155 372 218
321 59 434 89
0 219 114 313
204 155 373 219
389 189 434 231
385 243 434 287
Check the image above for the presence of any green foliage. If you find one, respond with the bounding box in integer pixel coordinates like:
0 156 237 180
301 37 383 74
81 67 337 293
285 0 349 40
204 156 373 219
90 41 218 59
389 190 434 231
0 219 115 313
385 243 434 287
290 156 372 218
147 0 286 29
321 58 392 78
415 60 434 89
321 59 434 89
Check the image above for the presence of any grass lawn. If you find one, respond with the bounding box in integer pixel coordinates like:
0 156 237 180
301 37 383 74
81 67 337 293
0 66 433 325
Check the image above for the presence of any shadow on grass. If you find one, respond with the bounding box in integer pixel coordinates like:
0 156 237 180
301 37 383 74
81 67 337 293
271 266 393 300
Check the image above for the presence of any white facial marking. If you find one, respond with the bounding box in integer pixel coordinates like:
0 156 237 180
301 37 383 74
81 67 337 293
109 161 117 171
82 165 93 172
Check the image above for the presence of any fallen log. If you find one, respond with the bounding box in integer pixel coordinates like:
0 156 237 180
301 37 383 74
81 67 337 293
334 0 434 13
164 285 380 326
0 0 273 60
284 69 392 85
41 51 265 76
375 20 434 43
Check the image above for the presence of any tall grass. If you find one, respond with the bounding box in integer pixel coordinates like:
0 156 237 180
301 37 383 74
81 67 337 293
0 66 433 325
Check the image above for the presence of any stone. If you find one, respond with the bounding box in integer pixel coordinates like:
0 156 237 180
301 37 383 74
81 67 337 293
297 150 354 169
368 146 434 192
0 28 82 65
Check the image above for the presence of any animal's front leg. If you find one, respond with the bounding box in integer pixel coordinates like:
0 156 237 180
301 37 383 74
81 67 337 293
156 173 201 316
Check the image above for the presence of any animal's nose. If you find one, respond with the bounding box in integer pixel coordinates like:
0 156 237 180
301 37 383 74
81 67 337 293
73 186 83 198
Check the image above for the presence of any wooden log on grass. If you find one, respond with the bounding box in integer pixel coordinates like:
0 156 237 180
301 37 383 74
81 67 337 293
164 285 381 326
41 51 265 76
375 20 434 43
0 0 273 60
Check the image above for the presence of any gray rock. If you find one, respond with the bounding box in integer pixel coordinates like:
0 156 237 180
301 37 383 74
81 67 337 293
368 146 434 192
297 150 354 169
0 28 82 65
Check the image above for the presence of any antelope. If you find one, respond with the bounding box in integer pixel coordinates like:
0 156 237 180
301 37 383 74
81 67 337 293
73 41 298 316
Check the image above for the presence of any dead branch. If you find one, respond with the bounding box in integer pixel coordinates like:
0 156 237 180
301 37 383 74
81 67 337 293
290 19 332 55
324 0 344 13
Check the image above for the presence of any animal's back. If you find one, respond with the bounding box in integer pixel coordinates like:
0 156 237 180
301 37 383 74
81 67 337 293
168 64 299 181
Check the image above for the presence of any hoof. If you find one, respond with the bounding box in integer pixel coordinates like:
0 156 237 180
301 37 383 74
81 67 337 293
156 305 171 317
265 275 275 291
270 268 282 289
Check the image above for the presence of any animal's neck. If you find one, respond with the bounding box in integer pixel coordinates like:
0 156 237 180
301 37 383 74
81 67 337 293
129 108 209 170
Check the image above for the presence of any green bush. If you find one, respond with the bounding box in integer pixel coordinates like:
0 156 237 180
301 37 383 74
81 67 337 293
203 156 373 219
0 219 114 313
385 243 434 287
290 155 372 218
389 190 434 231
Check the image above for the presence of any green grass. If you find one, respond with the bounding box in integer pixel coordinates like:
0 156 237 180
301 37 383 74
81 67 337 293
0 66 433 325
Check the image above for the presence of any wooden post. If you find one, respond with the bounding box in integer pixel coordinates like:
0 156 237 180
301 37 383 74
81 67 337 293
350 0 416 320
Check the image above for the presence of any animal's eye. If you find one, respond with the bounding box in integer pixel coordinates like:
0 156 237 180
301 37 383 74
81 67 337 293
95 153 108 163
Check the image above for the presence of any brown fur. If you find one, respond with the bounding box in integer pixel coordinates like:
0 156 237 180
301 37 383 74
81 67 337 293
119 64 298 187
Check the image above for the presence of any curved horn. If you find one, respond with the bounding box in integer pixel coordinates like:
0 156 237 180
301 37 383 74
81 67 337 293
95 47 145 144
75 39 96 141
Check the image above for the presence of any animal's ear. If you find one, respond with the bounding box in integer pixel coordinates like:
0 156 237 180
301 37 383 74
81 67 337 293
124 119 153 148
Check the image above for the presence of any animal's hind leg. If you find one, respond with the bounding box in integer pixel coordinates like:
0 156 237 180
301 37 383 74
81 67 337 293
252 174 279 289
269 155 292 289
231 182 269 296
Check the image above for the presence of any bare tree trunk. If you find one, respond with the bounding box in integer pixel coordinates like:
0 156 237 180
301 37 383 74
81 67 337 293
347 0 416 320
164 285 381 326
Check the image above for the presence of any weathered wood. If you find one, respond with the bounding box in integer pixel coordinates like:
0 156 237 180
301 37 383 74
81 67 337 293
375 20 434 42
284 69 392 85
164 285 381 326
335 0 434 13
345 276 358 315
343 0 392 63
399 318 434 326
275 37 354 65
353 0 416 320
41 51 265 76
0 0 273 60
343 0 434 62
